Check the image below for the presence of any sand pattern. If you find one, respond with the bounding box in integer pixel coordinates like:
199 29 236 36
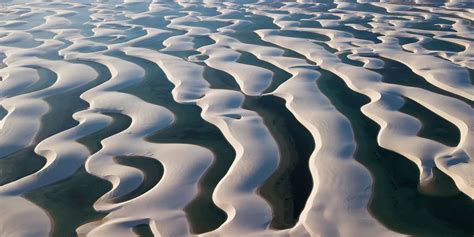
0 1 473 237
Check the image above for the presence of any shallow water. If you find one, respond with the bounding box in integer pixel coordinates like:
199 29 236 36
0 1 473 237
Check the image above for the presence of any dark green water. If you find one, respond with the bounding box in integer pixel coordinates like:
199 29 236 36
0 147 45 186
1 1 473 236
23 60 117 237
370 57 473 107
244 96 314 229
0 106 6 120
236 51 292 93
112 51 235 234
399 98 460 147
316 69 474 237
112 156 164 203
24 167 112 237
133 224 154 237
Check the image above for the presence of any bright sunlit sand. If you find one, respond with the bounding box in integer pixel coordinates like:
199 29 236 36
0 0 473 237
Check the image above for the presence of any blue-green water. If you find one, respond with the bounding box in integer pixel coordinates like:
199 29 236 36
0 1 473 236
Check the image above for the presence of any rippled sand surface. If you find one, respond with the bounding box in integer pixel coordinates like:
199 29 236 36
0 0 473 236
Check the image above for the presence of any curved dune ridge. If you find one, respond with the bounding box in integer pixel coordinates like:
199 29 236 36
0 0 473 237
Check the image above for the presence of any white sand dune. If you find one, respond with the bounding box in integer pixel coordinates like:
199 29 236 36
124 47 280 235
0 1 473 237
0 46 100 237
257 30 474 198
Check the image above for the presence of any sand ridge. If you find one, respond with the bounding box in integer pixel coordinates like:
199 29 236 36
0 0 472 236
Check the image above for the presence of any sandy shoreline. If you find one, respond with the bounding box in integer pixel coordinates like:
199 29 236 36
1 1 473 236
